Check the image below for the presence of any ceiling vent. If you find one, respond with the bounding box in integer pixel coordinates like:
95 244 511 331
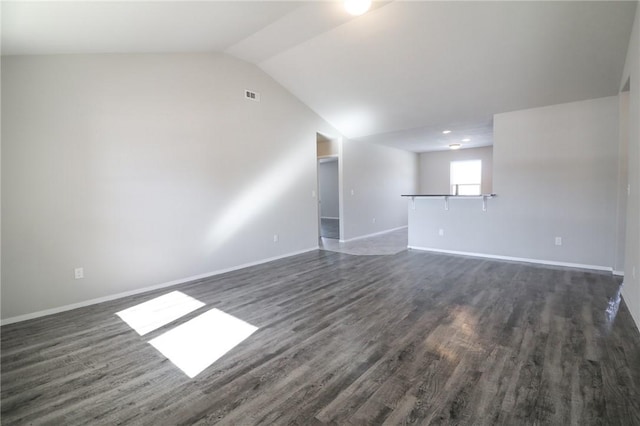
244 90 260 102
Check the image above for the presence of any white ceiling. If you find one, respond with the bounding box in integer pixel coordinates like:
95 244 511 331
0 2 301 55
2 1 636 152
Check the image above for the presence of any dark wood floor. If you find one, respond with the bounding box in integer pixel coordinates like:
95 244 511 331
2 250 640 425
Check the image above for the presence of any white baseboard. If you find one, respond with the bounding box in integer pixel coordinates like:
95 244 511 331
1 246 319 326
613 270 625 277
320 216 340 220
407 245 613 273
339 226 407 243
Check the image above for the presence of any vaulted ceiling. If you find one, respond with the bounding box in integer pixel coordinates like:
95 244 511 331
2 1 636 152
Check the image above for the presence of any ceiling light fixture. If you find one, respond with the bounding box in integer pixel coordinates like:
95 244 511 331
449 143 461 150
344 0 372 16
462 138 471 142
442 130 452 134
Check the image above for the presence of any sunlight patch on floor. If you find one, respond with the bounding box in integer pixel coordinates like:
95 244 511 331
116 291 205 336
149 308 258 378
605 285 623 334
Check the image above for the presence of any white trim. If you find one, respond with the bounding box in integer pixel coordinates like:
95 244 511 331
317 154 339 161
407 245 613 273
320 216 339 220
622 282 640 330
339 226 407 243
1 246 319 326
613 270 625 277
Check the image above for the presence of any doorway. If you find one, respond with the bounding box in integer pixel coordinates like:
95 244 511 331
318 157 340 239
316 133 341 240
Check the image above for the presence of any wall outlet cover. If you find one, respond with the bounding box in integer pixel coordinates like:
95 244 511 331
74 267 84 279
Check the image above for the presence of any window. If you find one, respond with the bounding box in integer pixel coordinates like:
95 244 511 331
450 160 481 195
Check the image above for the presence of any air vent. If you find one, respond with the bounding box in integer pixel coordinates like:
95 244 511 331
244 90 260 102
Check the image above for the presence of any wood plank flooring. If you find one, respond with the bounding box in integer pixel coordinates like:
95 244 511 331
2 249 640 425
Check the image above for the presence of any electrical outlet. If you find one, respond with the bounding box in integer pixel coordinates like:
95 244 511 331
439 229 444 236
74 267 84 279
311 190 316 198
273 234 279 243
555 237 562 246
372 218 376 224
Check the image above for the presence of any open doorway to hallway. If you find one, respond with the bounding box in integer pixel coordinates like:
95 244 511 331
318 158 339 238
317 133 341 240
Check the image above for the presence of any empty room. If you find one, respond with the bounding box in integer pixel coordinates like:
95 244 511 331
2 1 640 425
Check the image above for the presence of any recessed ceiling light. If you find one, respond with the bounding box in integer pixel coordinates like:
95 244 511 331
449 143 461 150
344 0 371 16
442 130 452 134
462 138 471 142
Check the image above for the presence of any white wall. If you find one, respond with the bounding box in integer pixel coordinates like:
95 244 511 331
342 139 418 241
419 146 493 194
319 160 339 218
1 53 342 320
616 92 629 273
409 96 620 270
620 4 640 329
